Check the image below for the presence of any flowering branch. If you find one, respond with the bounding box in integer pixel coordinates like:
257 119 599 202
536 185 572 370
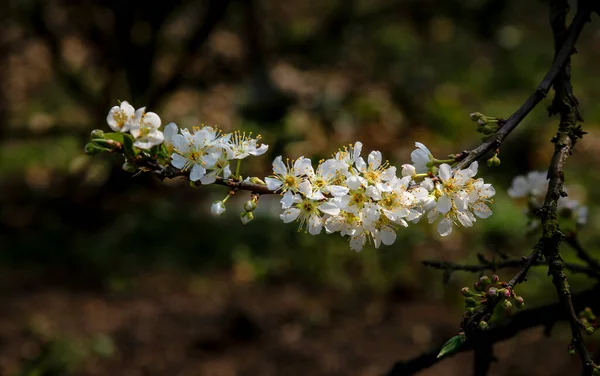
455 2 592 170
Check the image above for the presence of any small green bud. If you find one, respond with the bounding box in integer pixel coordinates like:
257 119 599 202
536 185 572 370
480 276 492 285
478 321 489 330
240 211 254 225
465 297 478 307
243 200 257 212
487 155 501 167
461 287 475 297
470 112 484 122
585 326 595 335
592 367 600 376
502 300 512 310
249 177 266 185
90 129 105 139
568 348 576 356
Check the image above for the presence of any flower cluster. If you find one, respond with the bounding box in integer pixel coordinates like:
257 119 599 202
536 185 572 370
104 101 268 184
107 101 164 149
267 142 496 251
508 171 587 228
164 123 268 184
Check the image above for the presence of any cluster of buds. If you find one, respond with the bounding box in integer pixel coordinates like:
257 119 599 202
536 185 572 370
579 307 597 336
460 275 525 331
469 112 502 139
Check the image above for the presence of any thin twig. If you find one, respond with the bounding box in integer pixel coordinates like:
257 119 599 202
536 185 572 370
422 257 600 280
455 5 591 170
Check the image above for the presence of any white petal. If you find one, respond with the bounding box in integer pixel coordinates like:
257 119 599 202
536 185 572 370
368 151 382 169
437 218 453 236
437 195 452 214
318 201 340 216
189 164 206 182
355 157 367 172
164 123 178 144
438 164 452 182
401 164 416 177
265 177 283 191
308 214 323 235
328 185 349 197
171 154 188 169
298 180 312 196
380 226 397 245
273 156 287 175
349 233 366 251
280 208 301 223
280 190 296 209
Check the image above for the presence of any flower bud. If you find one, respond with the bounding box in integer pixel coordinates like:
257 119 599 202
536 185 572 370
477 117 489 126
592 367 600 376
249 177 266 185
480 276 491 285
568 348 576 356
240 211 254 225
478 321 489 330
465 297 478 307
401 164 416 177
504 289 512 298
487 155 501 167
90 129 105 140
491 275 499 283
211 200 226 217
585 326 595 335
461 287 475 297
243 200 257 212
514 296 524 309
502 300 512 310
470 112 484 122
487 287 498 296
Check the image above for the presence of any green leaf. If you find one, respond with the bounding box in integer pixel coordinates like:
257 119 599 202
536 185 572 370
122 134 137 158
437 333 466 359
103 132 125 143
84 142 110 155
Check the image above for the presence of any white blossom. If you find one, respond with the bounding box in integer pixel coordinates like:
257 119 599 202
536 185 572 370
107 101 135 132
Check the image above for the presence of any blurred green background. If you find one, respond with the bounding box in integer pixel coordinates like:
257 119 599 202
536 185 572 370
0 1 599 375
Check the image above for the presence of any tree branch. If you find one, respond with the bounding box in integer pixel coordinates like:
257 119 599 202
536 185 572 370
422 256 600 280
385 285 600 376
538 1 594 373
455 4 592 170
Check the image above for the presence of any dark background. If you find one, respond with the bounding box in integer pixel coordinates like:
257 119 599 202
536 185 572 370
0 0 599 375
